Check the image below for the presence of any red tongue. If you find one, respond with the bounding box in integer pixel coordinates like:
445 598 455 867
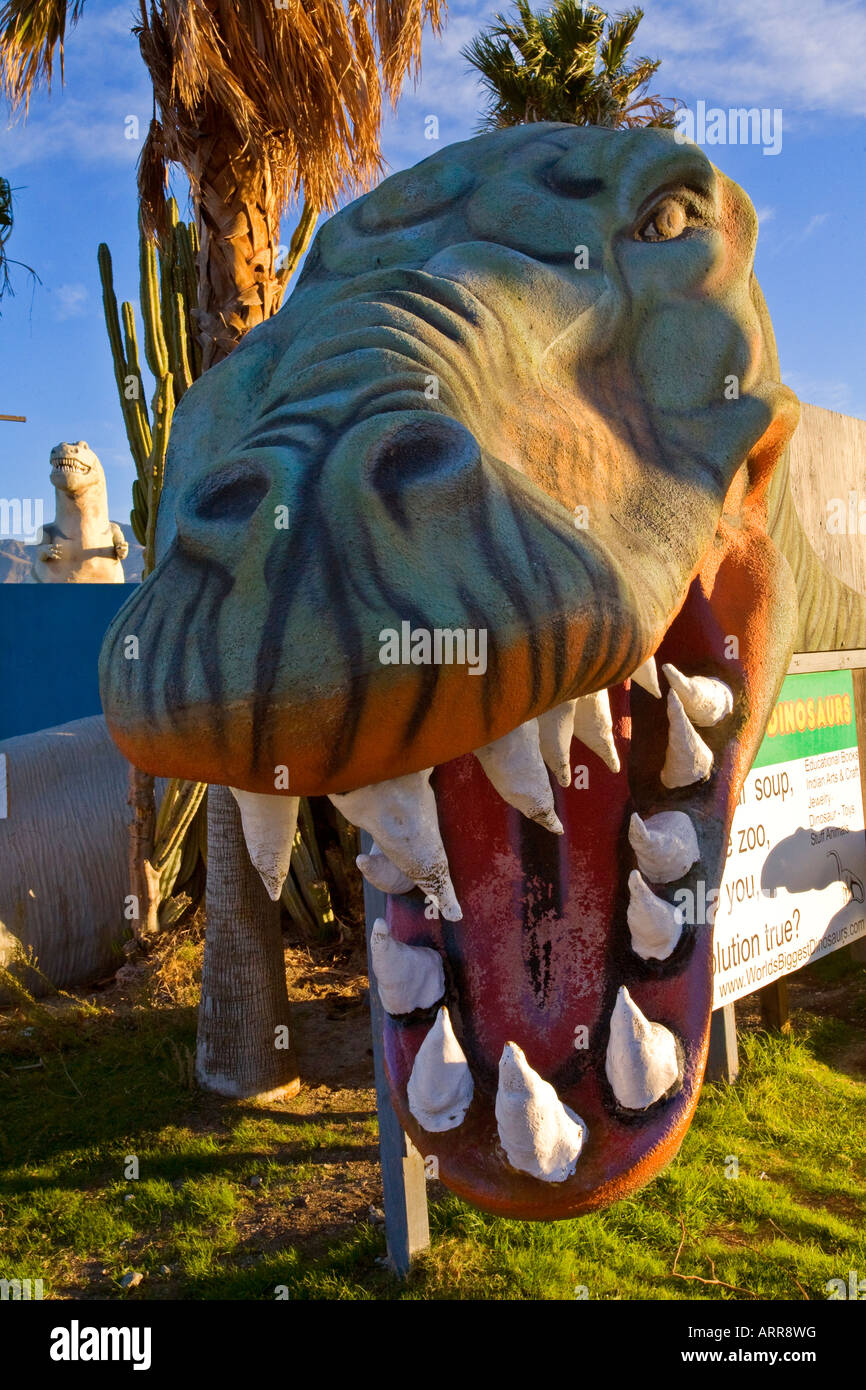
428 688 632 1077
381 685 714 1218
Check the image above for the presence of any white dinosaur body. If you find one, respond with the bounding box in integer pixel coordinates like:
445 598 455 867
30 441 128 584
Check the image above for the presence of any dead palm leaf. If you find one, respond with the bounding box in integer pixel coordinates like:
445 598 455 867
2 0 443 226
2 0 444 362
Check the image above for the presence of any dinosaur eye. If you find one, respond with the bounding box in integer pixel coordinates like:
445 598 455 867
635 197 689 242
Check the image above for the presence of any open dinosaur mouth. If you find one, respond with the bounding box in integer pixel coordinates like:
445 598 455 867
357 590 745 1217
219 486 793 1218
98 122 803 1218
51 458 90 475
193 418 795 1220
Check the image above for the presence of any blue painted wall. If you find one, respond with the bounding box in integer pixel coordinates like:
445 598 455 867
0 585 136 739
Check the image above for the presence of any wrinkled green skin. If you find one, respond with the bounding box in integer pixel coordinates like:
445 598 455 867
99 125 863 793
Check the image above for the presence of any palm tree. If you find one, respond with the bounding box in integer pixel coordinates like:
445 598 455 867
463 0 678 130
1 0 445 1098
0 174 38 308
2 0 443 367
0 175 14 301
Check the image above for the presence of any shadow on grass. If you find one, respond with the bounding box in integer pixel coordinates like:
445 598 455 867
0 1002 377 1176
1 950 865 1301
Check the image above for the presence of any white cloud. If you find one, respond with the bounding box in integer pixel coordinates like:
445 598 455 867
755 206 775 225
4 0 864 179
0 100 149 171
0 4 151 170
802 212 830 237
765 209 831 257
51 282 88 320
376 0 866 178
638 0 866 117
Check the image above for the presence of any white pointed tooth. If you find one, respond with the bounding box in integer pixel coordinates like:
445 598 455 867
369 918 444 1015
628 811 699 883
627 870 685 961
631 655 662 698
572 689 620 773
356 841 415 895
536 701 577 788
662 690 713 788
496 1042 587 1182
606 987 680 1110
407 1005 474 1131
662 663 733 727
474 720 563 833
330 770 462 921
229 788 300 900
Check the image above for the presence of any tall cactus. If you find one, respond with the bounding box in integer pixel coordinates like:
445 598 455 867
98 202 196 566
98 205 207 935
98 208 345 940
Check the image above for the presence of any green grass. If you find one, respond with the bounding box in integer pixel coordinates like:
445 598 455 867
1 961 864 1301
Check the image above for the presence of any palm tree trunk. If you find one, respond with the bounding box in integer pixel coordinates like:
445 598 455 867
196 785 300 1099
189 138 301 1098
190 136 284 371
128 765 160 942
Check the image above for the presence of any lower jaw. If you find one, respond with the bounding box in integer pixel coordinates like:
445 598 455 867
380 581 746 1219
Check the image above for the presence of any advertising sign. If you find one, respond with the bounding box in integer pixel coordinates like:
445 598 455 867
712 671 866 1007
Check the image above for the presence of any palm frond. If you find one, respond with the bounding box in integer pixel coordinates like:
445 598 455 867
599 6 643 75
374 0 443 102
0 172 12 296
0 173 39 307
465 0 680 131
133 0 444 238
3 0 444 231
550 0 604 66
0 0 86 109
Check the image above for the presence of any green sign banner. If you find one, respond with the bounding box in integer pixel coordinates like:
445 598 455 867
753 670 857 768
714 667 866 1007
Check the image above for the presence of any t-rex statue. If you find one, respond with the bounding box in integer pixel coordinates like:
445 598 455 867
30 441 128 583
99 124 866 1219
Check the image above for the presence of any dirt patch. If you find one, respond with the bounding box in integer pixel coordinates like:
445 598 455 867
285 942 376 1092
185 933 384 1274
830 1040 866 1077
32 925 379 1097
765 1179 864 1225
735 977 855 1032
2 919 392 1297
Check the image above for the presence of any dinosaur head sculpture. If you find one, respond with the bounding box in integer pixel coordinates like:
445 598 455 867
49 441 102 498
101 123 806 1217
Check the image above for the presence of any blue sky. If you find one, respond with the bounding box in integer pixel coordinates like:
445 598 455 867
1 0 864 529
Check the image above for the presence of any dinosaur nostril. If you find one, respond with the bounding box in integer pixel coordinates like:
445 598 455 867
371 417 474 491
191 462 271 524
176 460 273 561
362 414 484 527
